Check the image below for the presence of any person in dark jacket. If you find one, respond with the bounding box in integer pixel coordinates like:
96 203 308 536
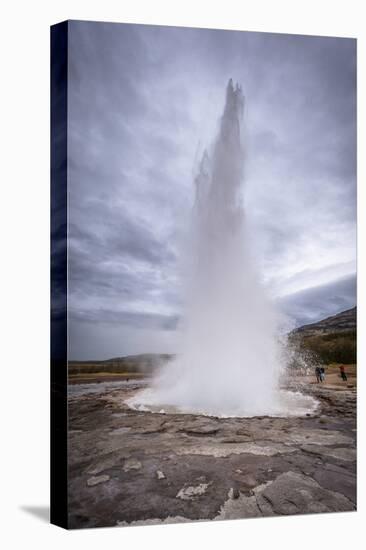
339 365 348 381
315 366 321 383
320 366 325 382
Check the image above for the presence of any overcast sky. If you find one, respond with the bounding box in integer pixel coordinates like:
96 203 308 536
67 21 356 360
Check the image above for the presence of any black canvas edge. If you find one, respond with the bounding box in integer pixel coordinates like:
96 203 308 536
50 20 69 529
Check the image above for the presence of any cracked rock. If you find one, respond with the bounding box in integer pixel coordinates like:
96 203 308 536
256 471 354 515
176 483 210 500
123 458 142 472
87 475 110 487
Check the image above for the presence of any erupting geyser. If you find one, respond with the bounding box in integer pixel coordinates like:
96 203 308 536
128 80 317 417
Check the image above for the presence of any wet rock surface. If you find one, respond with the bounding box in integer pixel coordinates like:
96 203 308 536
68 381 356 529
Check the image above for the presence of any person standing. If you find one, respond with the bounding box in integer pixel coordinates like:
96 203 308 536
315 366 321 383
339 365 348 381
320 366 325 382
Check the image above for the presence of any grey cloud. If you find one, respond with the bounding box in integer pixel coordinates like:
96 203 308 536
65 21 356 358
278 273 356 327
71 308 179 331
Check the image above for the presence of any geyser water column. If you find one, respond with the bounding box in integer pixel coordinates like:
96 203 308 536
127 80 317 417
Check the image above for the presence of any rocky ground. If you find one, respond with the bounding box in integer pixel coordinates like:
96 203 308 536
68 378 356 529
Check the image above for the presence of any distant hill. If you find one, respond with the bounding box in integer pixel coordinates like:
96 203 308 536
68 353 173 376
290 307 356 364
102 353 173 374
294 307 356 336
